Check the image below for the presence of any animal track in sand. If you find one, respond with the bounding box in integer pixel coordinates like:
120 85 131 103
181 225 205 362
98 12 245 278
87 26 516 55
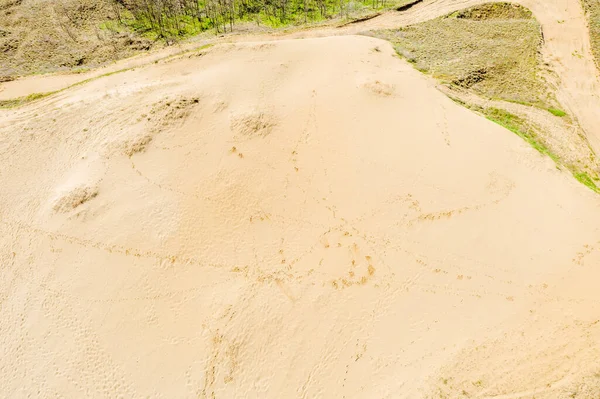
572 241 600 266
213 100 228 113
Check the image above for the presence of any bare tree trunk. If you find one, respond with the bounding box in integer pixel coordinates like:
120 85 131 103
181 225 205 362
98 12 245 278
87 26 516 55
303 0 307 23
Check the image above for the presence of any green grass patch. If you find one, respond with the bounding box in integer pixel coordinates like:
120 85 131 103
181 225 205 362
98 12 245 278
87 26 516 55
0 92 56 109
548 108 566 117
574 171 600 193
484 107 558 162
484 107 600 193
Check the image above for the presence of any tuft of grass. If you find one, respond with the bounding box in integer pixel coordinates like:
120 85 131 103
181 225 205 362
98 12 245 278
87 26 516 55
548 108 566 117
574 171 600 193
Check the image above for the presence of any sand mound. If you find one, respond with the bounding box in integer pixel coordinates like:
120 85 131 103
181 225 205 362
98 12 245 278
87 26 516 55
123 134 153 157
1 35 600 398
53 185 99 213
231 111 276 139
363 80 396 96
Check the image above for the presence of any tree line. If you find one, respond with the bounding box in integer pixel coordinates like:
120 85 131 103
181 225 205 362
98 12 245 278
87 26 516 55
110 0 392 37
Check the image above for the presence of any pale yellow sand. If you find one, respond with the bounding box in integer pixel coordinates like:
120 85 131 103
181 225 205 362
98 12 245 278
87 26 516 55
1 34 600 398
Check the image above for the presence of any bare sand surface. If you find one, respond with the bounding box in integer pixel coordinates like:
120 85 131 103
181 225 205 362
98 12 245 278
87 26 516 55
2 35 600 397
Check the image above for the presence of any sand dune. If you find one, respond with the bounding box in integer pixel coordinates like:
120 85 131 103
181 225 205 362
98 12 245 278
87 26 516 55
1 34 600 397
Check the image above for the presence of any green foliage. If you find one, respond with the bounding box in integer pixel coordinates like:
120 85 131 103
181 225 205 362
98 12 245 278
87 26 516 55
0 92 56 109
548 108 566 117
574 171 600 193
106 0 414 39
101 8 209 40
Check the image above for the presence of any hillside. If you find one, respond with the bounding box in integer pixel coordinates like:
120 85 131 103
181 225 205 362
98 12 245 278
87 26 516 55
0 0 415 79
0 0 153 78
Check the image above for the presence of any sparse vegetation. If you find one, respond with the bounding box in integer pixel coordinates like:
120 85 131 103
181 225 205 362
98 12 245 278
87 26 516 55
0 92 56 109
449 2 532 20
0 0 152 77
370 3 555 108
0 66 136 109
448 92 600 192
582 0 600 70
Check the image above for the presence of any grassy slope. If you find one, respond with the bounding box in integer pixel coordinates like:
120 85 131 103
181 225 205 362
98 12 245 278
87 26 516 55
371 3 556 109
0 0 152 78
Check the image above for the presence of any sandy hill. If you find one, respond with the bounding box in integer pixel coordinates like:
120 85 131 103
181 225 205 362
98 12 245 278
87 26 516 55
1 33 600 398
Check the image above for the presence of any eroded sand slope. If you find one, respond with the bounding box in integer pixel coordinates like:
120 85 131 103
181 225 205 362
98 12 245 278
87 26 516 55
2 36 600 398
